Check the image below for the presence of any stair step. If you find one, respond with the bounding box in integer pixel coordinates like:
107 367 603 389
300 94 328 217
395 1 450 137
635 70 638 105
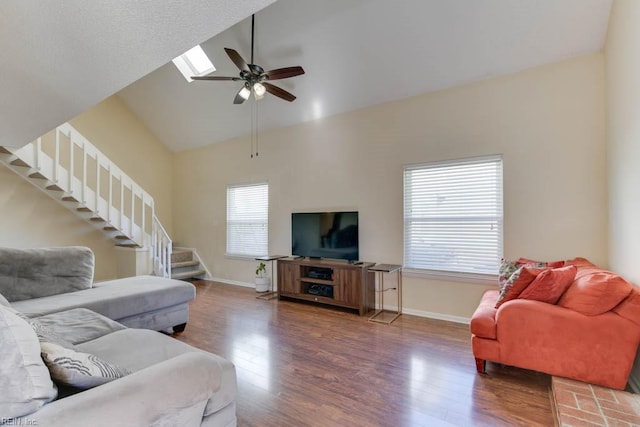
116 243 142 248
0 124 171 259
172 269 206 280
171 250 193 263
172 260 199 269
29 172 47 180
10 158 30 167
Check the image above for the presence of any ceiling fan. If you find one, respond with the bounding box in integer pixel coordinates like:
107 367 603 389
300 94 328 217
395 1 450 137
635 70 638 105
192 14 305 104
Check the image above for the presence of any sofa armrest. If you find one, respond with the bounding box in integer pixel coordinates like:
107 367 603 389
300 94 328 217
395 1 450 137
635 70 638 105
25 352 235 427
496 299 640 389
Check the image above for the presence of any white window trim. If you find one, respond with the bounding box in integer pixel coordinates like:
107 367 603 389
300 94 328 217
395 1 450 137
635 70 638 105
403 154 503 280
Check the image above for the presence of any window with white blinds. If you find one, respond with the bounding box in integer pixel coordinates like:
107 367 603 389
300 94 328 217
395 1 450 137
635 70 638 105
403 156 503 276
226 183 269 257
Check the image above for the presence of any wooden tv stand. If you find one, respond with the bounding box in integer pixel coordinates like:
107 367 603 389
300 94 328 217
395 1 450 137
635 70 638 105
277 258 375 315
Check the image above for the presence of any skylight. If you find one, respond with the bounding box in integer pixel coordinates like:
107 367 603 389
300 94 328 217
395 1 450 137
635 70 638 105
172 45 215 82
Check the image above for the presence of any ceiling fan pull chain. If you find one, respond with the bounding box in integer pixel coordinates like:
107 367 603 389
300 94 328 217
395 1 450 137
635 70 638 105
253 98 258 157
252 98 258 157
250 100 253 158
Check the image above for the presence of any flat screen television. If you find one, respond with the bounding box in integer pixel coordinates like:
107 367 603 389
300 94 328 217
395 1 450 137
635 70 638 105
291 212 359 261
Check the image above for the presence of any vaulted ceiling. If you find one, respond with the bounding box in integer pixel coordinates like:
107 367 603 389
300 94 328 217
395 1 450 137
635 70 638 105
118 0 612 152
1 0 612 152
0 0 276 148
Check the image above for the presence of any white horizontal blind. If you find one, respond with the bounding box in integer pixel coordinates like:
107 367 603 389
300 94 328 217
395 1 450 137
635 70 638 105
226 183 268 257
404 156 503 275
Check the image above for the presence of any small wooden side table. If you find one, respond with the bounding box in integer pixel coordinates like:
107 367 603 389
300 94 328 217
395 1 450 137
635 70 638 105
368 264 403 325
254 255 287 300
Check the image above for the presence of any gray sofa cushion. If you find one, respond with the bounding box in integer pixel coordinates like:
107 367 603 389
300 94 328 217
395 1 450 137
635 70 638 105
0 305 57 418
12 275 195 322
36 308 126 345
0 247 94 302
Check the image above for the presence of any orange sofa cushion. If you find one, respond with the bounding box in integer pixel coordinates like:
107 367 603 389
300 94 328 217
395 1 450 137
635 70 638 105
518 265 577 305
564 257 597 268
558 270 633 316
613 288 640 326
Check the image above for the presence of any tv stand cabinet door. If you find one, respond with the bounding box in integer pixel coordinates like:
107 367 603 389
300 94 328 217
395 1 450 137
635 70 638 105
334 268 361 307
278 261 300 294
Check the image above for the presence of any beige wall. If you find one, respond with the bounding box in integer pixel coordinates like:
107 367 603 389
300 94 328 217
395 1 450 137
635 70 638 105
70 96 174 235
606 0 640 284
0 167 117 280
605 0 640 391
0 95 173 281
174 53 607 321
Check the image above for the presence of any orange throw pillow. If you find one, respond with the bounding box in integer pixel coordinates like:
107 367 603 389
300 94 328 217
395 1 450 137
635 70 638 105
517 265 577 305
495 267 545 309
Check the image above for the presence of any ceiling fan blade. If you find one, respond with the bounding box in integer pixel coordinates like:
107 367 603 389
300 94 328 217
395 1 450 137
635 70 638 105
225 48 249 71
233 87 248 105
191 76 241 81
264 66 305 80
263 82 296 102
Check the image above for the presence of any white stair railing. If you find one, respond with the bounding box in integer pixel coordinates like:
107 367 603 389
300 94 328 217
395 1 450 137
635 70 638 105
152 215 172 278
0 123 171 276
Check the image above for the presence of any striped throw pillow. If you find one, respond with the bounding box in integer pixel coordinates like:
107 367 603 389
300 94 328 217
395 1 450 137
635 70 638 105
40 341 130 389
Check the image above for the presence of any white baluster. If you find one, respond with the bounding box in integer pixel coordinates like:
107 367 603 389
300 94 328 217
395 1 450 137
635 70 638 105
95 154 100 214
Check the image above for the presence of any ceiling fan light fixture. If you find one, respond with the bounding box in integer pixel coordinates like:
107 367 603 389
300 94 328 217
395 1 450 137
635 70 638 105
192 14 303 104
253 83 266 99
239 86 251 100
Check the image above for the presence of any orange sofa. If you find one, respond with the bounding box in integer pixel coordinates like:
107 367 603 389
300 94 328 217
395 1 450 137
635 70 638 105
470 259 640 390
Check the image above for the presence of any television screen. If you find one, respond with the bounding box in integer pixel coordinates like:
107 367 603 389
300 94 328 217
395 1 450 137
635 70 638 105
291 212 359 261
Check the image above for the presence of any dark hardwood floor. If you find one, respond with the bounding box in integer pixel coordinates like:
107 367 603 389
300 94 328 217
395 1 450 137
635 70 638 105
175 281 553 427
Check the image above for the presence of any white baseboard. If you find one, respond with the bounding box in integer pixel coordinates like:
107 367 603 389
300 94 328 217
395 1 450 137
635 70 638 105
401 307 470 325
208 278 470 324
211 277 254 289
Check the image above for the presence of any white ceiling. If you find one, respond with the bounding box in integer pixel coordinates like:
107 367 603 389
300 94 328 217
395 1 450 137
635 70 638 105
118 0 612 152
0 0 276 148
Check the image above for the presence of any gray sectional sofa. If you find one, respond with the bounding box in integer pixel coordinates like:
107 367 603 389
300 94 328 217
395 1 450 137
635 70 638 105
0 246 238 426
0 246 194 332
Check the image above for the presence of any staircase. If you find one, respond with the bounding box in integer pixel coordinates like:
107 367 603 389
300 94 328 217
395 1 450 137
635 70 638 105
171 249 207 281
0 123 172 278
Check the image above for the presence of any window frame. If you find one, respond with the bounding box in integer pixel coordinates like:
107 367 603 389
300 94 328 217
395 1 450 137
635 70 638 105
403 155 503 282
172 45 216 82
225 182 269 258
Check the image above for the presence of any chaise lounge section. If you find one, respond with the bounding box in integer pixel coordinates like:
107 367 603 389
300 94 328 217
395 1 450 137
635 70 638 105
2 305 237 426
0 246 195 332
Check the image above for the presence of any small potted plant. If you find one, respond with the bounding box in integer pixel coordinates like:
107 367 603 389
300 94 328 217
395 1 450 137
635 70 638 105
255 262 270 292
